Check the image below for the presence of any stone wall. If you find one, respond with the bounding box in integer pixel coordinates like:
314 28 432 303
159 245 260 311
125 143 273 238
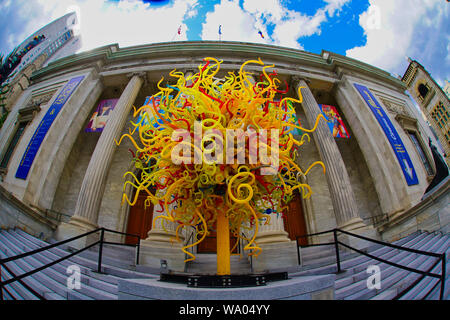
379 177 449 242
52 131 100 216
0 184 56 240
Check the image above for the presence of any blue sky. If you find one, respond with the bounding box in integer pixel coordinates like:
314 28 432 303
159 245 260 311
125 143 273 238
0 0 448 86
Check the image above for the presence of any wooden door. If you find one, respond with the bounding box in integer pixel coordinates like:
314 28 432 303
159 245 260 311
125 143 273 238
125 192 154 245
282 192 308 246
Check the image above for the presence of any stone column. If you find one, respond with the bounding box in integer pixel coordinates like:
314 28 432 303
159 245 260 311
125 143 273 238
55 74 144 244
293 77 366 231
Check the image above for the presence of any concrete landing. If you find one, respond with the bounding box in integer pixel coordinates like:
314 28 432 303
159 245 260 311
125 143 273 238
118 274 335 300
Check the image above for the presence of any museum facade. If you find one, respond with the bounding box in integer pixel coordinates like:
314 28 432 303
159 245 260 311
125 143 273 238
0 41 446 272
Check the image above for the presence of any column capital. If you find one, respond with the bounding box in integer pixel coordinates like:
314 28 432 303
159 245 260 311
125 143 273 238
126 71 148 86
290 75 311 88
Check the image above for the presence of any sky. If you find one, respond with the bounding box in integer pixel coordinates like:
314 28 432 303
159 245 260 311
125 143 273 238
0 0 448 87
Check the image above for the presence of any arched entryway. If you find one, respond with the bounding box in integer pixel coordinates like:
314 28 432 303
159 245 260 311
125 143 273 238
282 190 309 246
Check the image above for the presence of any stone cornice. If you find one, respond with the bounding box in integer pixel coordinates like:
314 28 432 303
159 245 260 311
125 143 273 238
30 41 406 90
321 50 406 91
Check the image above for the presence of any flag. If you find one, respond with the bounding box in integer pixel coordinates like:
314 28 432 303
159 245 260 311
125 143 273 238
218 25 222 35
258 30 264 39
177 25 181 35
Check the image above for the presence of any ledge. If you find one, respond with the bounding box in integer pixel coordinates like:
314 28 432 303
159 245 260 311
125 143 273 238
377 176 449 233
29 41 404 89
118 274 335 300
0 184 57 230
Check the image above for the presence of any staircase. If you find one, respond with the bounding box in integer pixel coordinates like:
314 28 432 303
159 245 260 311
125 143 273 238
0 228 448 300
185 253 252 274
290 230 450 300
0 228 155 300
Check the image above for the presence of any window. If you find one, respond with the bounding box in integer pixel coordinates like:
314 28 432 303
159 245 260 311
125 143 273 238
418 83 429 99
0 121 28 169
431 101 450 146
408 131 434 176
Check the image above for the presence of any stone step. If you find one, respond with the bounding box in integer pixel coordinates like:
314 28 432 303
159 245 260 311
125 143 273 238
13 228 155 281
336 232 442 289
185 254 252 275
398 249 450 300
0 233 91 300
335 233 441 299
0 231 115 300
336 233 449 300
6 230 119 296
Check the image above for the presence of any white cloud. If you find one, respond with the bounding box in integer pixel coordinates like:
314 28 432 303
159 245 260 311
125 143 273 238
201 0 266 44
41 0 200 51
1 0 199 55
346 0 448 79
201 0 350 50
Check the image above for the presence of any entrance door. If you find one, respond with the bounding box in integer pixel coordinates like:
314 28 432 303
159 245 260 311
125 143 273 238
282 191 308 246
125 192 154 245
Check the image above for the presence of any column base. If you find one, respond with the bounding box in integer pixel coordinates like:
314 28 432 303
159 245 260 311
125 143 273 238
251 240 298 273
338 217 367 232
253 230 291 245
54 219 99 250
138 235 186 272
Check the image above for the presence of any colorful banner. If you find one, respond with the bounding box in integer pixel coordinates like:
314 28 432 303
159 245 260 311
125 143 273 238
318 104 350 138
16 75 85 180
354 83 419 186
85 99 119 132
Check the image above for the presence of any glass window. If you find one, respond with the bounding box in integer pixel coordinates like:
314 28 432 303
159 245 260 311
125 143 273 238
0 122 28 169
408 131 434 176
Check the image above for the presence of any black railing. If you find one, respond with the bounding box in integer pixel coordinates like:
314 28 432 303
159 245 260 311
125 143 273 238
295 228 447 300
0 227 140 300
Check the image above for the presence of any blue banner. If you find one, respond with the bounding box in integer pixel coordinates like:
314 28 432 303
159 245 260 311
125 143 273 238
354 83 418 186
15 75 85 180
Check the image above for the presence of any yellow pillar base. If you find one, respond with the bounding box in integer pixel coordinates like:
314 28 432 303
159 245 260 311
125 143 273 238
216 210 231 275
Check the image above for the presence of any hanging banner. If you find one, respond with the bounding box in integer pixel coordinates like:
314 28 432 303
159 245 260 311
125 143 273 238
85 98 119 132
354 83 419 186
15 75 85 180
318 104 350 138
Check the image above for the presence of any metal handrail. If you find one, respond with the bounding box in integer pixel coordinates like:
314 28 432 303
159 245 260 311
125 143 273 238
295 228 446 300
0 227 140 300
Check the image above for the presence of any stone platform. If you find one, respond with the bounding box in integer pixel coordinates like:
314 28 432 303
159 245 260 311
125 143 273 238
118 274 335 300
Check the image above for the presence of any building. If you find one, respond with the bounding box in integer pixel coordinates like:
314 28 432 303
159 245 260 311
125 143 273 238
0 12 81 121
0 41 448 276
1 12 81 87
402 59 450 165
